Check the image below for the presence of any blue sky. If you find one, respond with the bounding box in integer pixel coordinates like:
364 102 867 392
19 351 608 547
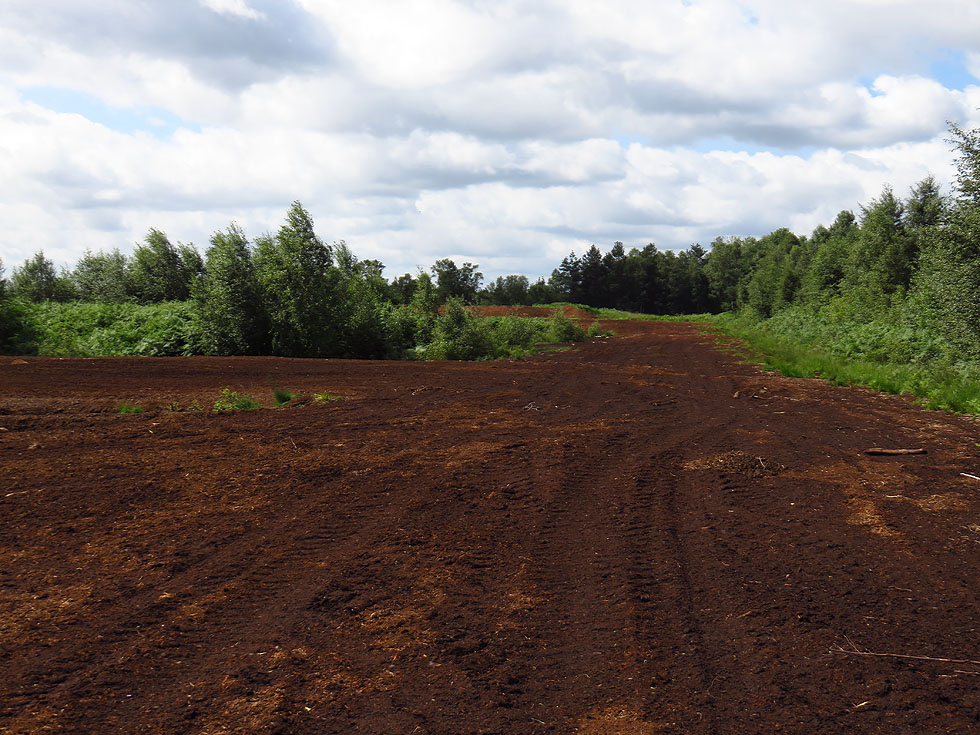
1 0 979 280
20 87 202 138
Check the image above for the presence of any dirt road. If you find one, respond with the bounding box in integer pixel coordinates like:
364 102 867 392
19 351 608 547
3 321 980 733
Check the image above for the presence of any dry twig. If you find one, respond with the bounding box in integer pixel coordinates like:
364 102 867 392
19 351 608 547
864 448 927 456
831 638 980 668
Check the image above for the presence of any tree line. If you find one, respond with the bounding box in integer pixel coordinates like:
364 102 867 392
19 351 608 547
0 203 588 359
3 122 980 362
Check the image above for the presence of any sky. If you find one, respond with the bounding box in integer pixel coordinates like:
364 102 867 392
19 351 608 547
2 1 980 282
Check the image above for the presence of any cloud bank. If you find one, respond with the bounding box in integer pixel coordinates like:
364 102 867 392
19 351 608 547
1 0 979 279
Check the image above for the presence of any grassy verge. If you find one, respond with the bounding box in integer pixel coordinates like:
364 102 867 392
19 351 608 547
594 308 715 321
710 315 980 415
532 302 715 322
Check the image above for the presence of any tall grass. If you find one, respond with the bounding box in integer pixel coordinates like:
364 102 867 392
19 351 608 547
713 313 980 414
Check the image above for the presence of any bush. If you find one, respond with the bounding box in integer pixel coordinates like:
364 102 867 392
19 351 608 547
213 388 260 411
547 309 586 342
422 298 494 360
29 301 202 356
0 297 37 354
273 388 300 406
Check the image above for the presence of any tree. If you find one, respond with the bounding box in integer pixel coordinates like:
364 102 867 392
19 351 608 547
128 229 191 303
579 245 606 306
914 205 980 355
703 237 745 312
253 201 341 357
849 186 913 296
194 223 267 355
904 175 947 232
0 258 35 354
528 277 559 305
10 251 74 303
389 273 417 304
481 275 530 305
742 229 802 317
550 253 582 302
948 121 980 205
72 249 131 302
178 243 204 290
431 259 483 303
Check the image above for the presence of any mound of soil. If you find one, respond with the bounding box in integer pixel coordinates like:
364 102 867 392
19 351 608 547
3 321 980 733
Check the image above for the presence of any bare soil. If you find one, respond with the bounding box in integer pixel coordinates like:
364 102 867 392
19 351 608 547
3 320 980 734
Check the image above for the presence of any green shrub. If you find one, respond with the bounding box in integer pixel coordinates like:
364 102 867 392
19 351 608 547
116 402 143 414
422 298 494 360
273 388 300 406
213 388 260 411
0 297 37 354
547 309 586 342
29 301 202 356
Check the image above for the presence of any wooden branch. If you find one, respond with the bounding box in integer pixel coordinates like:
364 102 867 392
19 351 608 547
864 448 927 456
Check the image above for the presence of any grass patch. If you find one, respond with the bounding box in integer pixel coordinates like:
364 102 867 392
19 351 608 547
313 392 344 403
712 317 980 415
116 402 143 414
586 319 615 337
213 388 261 412
273 388 301 407
593 308 715 321
533 301 600 316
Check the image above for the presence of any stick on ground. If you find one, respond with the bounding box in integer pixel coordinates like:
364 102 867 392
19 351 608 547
865 448 927 456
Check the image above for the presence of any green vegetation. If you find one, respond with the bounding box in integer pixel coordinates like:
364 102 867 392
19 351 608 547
116 402 144 414
586 320 615 338
28 301 200 356
691 125 980 414
313 392 344 403
273 388 301 406
713 315 980 414
1 201 594 360
416 302 585 360
212 388 261 412
7 121 980 411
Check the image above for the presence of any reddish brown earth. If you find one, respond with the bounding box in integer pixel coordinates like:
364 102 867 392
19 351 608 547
435 305 595 318
3 321 980 734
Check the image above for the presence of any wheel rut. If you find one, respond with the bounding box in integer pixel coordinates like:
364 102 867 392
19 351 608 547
5 321 980 733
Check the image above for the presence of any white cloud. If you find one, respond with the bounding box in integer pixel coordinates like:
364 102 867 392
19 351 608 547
2 1 980 281
200 0 266 21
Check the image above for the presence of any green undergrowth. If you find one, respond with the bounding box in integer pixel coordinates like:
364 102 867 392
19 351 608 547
416 302 587 360
533 302 600 315
30 301 201 356
711 314 980 415
594 308 713 321
116 402 143 414
213 388 260 411
273 388 301 406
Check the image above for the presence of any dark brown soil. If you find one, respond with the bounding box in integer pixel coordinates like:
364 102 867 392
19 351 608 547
3 321 980 734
